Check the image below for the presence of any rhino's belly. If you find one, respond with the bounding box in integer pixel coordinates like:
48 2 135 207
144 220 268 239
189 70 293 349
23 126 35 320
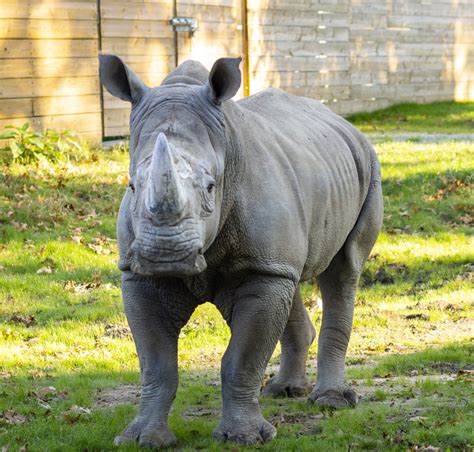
300 190 364 281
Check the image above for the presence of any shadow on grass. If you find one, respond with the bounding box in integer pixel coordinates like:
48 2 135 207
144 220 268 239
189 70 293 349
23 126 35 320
360 254 472 290
381 168 473 235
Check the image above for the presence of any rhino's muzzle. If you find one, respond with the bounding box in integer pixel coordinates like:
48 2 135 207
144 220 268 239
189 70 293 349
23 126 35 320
130 228 207 277
130 251 207 277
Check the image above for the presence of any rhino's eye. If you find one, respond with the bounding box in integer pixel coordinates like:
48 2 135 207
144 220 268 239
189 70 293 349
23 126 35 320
128 182 135 193
207 183 215 193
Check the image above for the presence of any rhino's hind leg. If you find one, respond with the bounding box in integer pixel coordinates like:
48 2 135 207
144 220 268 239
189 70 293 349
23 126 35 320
115 272 197 448
309 172 383 408
262 288 315 398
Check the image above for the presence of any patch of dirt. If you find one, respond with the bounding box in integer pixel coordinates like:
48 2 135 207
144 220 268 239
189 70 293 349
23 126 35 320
93 371 464 437
417 299 470 312
352 373 457 401
270 412 325 436
182 406 220 420
94 384 140 408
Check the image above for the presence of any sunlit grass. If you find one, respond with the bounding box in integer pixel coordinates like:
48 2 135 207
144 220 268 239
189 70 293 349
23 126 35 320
348 101 474 134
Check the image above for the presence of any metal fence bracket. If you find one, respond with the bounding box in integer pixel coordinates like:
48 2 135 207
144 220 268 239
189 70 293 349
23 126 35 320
169 17 198 36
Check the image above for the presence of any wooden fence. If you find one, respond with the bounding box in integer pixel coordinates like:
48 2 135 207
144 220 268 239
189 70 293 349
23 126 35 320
1 0 473 142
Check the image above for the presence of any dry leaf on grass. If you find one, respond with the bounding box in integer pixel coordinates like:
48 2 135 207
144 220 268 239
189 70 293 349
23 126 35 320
35 386 57 400
0 410 28 425
457 366 474 381
408 415 428 423
63 405 91 424
36 266 53 274
87 243 111 255
64 280 101 294
71 235 83 244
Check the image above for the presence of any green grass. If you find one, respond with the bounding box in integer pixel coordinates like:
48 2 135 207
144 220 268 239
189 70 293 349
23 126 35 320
0 141 473 450
347 101 474 134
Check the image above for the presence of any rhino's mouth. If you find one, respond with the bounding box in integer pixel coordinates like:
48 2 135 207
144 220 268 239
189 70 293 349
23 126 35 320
130 221 206 277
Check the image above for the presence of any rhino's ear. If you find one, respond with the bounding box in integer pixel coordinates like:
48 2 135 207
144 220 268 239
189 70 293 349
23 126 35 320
99 54 148 103
206 57 242 104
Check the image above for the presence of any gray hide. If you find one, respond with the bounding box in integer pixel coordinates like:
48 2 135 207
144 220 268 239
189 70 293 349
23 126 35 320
99 54 383 448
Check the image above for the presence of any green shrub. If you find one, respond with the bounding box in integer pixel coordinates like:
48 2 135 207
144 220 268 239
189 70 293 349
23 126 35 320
0 122 88 164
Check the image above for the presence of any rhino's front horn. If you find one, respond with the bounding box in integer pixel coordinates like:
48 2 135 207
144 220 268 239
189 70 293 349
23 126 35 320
147 133 186 215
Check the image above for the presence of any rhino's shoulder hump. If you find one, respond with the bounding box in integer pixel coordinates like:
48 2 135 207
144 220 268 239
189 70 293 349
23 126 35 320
161 60 209 86
237 87 289 107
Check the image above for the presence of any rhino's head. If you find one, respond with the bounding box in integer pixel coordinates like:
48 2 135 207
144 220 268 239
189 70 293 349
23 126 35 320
99 54 241 277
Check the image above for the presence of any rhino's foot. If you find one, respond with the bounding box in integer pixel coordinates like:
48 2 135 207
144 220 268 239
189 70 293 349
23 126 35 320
308 387 358 408
262 376 312 398
114 415 177 449
213 414 276 445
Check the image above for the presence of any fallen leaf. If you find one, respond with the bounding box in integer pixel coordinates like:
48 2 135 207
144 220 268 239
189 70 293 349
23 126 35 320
64 280 100 294
63 405 92 424
0 410 27 425
408 416 428 423
457 366 474 381
29 370 50 380
459 214 473 225
37 400 51 411
412 446 440 451
88 243 111 255
36 266 53 274
35 386 57 400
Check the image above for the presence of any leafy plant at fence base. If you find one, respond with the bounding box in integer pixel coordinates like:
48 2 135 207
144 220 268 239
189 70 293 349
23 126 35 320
0 123 89 164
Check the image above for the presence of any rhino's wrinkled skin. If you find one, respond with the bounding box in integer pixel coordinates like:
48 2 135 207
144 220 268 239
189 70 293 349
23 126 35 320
99 54 383 448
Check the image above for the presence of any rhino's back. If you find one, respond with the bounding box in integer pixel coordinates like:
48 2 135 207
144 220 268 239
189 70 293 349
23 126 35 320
230 88 376 280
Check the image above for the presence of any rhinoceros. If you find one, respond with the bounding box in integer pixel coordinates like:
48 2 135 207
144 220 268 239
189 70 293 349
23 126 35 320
99 54 383 448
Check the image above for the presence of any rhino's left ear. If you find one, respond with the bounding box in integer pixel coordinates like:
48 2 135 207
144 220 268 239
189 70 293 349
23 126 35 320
99 54 148 103
206 57 242 104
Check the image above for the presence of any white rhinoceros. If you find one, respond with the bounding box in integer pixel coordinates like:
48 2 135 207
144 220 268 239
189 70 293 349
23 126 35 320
99 55 383 448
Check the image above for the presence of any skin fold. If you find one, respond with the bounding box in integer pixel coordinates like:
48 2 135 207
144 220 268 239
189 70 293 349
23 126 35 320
99 54 383 448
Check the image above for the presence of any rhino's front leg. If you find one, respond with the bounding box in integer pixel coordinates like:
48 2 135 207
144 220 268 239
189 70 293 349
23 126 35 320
213 276 295 445
115 272 197 448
